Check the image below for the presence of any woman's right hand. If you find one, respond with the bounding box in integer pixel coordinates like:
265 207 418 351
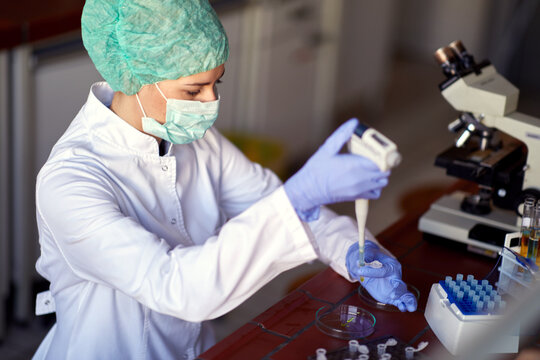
283 118 390 222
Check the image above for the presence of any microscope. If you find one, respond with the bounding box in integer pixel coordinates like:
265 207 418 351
418 40 540 257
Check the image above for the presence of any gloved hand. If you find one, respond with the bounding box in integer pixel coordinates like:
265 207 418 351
284 118 390 222
346 241 417 312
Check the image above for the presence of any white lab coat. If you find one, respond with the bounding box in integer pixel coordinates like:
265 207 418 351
33 82 377 360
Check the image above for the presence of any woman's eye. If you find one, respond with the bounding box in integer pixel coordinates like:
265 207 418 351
217 79 223 84
187 90 200 96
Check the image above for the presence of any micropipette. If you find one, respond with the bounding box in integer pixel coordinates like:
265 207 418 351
348 123 401 281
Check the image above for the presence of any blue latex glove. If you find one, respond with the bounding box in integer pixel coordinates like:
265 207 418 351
284 118 390 222
346 241 417 312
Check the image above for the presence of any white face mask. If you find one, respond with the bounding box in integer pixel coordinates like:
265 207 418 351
136 83 219 144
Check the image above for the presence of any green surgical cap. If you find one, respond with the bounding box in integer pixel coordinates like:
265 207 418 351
81 0 229 95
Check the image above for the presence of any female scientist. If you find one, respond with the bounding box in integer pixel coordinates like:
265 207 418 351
33 0 416 359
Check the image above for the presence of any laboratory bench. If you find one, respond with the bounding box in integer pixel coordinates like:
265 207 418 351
199 181 521 359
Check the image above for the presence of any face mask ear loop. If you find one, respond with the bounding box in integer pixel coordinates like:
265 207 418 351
154 83 168 101
135 93 148 118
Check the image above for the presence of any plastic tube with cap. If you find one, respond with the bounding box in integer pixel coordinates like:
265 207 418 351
316 348 327 360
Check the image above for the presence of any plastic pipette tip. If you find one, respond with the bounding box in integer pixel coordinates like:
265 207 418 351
358 248 365 282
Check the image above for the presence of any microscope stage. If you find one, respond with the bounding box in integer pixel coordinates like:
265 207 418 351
418 191 519 257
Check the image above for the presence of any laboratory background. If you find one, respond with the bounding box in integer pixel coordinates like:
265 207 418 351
1 0 540 358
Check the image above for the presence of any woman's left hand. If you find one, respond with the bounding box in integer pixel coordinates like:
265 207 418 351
346 241 417 312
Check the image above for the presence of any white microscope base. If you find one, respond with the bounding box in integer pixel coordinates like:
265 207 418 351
418 191 519 256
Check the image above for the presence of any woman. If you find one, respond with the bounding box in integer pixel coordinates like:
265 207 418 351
33 0 416 359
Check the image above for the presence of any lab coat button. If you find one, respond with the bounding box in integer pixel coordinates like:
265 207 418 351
161 165 168 171
171 218 177 225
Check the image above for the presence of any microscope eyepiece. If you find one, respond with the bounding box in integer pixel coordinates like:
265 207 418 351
449 40 476 70
434 47 459 78
449 40 466 56
434 41 479 80
434 47 456 65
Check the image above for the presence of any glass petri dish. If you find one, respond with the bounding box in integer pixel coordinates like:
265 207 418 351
357 283 420 312
315 304 376 339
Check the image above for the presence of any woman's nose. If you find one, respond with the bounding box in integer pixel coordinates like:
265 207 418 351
200 87 218 102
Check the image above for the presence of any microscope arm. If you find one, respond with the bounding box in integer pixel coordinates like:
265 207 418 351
482 112 540 191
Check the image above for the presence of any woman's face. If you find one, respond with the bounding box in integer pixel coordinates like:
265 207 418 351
137 64 225 124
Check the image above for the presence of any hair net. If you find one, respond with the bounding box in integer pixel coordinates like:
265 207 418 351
81 0 229 95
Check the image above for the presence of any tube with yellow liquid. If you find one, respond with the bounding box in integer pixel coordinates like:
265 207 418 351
520 198 535 257
529 202 540 265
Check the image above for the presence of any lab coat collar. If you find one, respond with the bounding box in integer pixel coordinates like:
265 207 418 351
83 82 164 155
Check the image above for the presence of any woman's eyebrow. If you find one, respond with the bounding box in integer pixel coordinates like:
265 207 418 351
184 69 225 86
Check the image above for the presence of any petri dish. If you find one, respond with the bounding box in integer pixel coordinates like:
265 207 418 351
357 283 420 312
315 304 376 339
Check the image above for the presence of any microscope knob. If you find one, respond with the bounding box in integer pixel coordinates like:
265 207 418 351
455 124 475 148
448 118 464 133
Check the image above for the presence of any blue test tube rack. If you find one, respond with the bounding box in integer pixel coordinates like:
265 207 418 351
441 274 506 315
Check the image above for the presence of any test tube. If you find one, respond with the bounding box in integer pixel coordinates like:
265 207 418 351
358 356 369 360
471 279 478 287
380 354 392 360
456 274 464 282
467 275 474 282
378 343 386 356
316 348 327 360
405 346 415 359
521 198 535 257
445 276 452 286
529 202 540 264
348 340 359 353
476 300 484 312
481 280 488 286
457 291 464 301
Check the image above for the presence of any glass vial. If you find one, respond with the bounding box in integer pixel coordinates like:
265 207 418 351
520 197 535 257
531 202 540 265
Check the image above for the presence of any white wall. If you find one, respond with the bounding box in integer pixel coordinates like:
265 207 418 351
395 0 492 62
0 50 9 338
34 52 103 171
335 0 396 114
213 6 244 134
